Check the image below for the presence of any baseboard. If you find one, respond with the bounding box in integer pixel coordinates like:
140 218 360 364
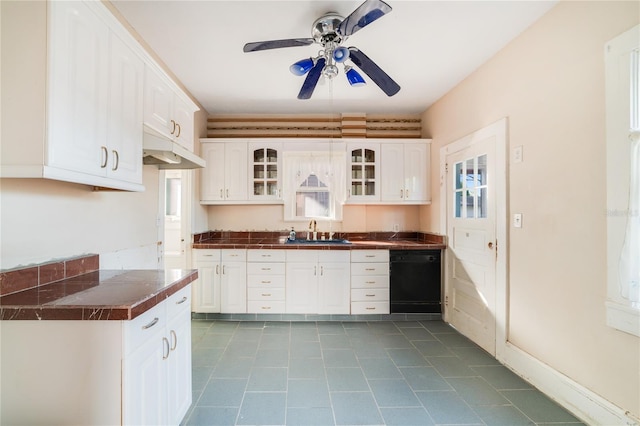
499 342 638 426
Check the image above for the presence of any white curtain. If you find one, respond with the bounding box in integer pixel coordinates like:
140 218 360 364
620 130 640 302
283 151 346 221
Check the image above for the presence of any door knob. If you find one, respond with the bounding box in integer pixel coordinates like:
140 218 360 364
488 242 494 249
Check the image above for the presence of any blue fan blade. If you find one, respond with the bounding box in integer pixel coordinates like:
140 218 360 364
243 38 314 52
348 47 400 96
337 0 392 37
297 57 326 100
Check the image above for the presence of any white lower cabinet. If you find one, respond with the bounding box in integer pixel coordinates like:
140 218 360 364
286 250 350 314
351 250 390 314
247 249 286 313
193 249 247 313
220 250 248 313
0 285 192 425
123 285 192 425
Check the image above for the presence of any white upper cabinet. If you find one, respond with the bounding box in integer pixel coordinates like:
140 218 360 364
1 0 145 191
346 142 381 203
200 139 248 203
248 141 283 202
143 66 197 152
381 141 431 203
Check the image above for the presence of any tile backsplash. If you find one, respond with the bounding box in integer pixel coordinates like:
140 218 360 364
0 254 99 296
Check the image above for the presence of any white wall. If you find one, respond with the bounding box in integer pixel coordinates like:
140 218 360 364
0 167 161 270
421 0 639 419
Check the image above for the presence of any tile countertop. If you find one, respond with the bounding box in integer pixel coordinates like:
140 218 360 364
0 269 198 321
192 231 446 251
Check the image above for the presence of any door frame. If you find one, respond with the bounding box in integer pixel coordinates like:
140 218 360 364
439 117 509 360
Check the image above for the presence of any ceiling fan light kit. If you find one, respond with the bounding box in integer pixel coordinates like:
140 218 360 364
243 0 400 100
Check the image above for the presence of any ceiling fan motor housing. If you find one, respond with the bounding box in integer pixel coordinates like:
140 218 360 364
312 14 344 46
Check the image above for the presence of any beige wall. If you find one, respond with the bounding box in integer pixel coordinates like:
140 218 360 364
0 167 160 270
206 204 421 232
421 0 638 416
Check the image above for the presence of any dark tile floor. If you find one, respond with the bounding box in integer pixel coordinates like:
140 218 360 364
183 320 585 426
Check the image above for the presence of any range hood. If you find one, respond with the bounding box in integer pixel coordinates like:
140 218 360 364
142 133 206 169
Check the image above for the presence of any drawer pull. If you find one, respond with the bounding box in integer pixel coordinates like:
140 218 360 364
261 254 271 257
366 307 376 310
366 281 376 284
203 254 214 257
261 268 271 271
261 306 271 310
261 280 271 284
142 317 159 330
176 296 188 305
229 254 238 257
366 294 376 297
365 268 375 271
365 255 376 258
261 293 272 297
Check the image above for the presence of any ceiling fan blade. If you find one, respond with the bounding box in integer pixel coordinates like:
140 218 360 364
337 0 392 37
243 38 314 53
348 47 400 96
297 57 326 100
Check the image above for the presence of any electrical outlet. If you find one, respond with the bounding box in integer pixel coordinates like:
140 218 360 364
392 224 400 232
514 146 523 163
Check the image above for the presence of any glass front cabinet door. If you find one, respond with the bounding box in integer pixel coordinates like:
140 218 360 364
347 142 380 202
248 141 282 202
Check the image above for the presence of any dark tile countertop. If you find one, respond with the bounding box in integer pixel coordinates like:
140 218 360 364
192 231 446 251
0 269 198 321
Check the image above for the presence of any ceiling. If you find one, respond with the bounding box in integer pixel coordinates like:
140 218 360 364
111 0 556 116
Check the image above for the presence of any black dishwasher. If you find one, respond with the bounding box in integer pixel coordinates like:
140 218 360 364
390 250 442 313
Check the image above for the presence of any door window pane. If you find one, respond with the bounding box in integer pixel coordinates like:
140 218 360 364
453 154 488 219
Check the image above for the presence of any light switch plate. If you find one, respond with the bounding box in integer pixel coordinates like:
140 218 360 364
514 213 523 228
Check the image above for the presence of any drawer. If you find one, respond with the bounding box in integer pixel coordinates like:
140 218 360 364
247 262 285 275
351 301 390 315
248 287 285 301
351 275 390 289
247 300 286 314
351 288 389 302
194 249 220 264
247 275 286 288
248 249 286 262
222 249 247 262
351 250 389 263
319 250 350 263
351 263 389 276
166 285 191 319
123 302 166 355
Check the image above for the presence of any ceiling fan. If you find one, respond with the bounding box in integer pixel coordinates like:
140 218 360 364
243 0 400 100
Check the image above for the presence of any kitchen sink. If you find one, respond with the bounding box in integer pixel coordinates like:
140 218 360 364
285 238 352 245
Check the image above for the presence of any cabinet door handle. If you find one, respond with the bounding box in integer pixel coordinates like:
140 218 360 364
405 189 409 198
222 265 226 274
162 337 170 360
100 146 108 168
226 189 229 198
176 296 188 305
400 189 404 198
142 317 159 329
216 265 219 274
170 330 177 351
314 266 317 276
220 189 223 198
175 123 181 138
320 266 324 276
111 150 119 171
170 119 176 135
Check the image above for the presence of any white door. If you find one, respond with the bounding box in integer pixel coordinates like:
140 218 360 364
163 170 191 269
444 121 505 356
